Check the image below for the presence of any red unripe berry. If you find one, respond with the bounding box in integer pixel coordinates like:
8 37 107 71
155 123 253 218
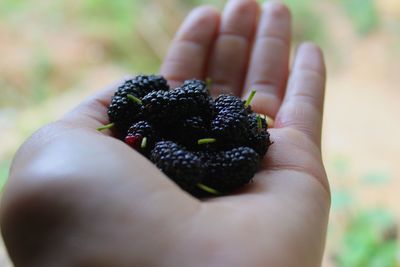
125 135 142 150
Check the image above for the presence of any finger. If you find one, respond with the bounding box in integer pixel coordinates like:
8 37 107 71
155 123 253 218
243 1 291 118
207 0 260 96
275 43 326 147
160 6 220 88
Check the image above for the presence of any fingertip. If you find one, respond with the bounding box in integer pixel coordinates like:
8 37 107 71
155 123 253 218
225 0 260 14
177 5 221 42
298 42 322 53
275 41 326 146
295 42 326 78
263 0 291 21
161 5 221 84
190 5 221 21
222 0 260 36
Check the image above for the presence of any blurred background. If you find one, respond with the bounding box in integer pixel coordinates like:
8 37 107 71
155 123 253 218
0 0 399 266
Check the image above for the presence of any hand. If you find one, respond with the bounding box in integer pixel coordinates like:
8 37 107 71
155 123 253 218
1 1 329 266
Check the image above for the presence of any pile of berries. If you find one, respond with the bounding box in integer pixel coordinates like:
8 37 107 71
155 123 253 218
101 74 271 197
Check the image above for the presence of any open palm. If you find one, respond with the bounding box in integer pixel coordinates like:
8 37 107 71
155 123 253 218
1 1 329 266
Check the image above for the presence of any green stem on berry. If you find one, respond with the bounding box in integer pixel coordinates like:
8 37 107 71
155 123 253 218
244 90 257 108
257 114 262 132
96 123 114 131
197 138 216 145
141 137 147 149
127 94 142 105
206 77 213 88
197 183 220 195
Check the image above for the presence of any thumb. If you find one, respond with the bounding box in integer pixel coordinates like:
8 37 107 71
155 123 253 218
61 78 126 131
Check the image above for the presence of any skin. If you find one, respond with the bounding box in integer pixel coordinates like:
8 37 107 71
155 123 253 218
0 1 329 266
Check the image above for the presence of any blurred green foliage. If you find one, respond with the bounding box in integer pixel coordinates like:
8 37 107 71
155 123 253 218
336 209 398 267
185 0 224 8
332 155 351 178
337 0 379 35
0 0 381 108
76 0 158 71
361 171 391 185
330 156 398 267
332 189 354 210
281 0 325 45
31 47 53 104
0 161 10 192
